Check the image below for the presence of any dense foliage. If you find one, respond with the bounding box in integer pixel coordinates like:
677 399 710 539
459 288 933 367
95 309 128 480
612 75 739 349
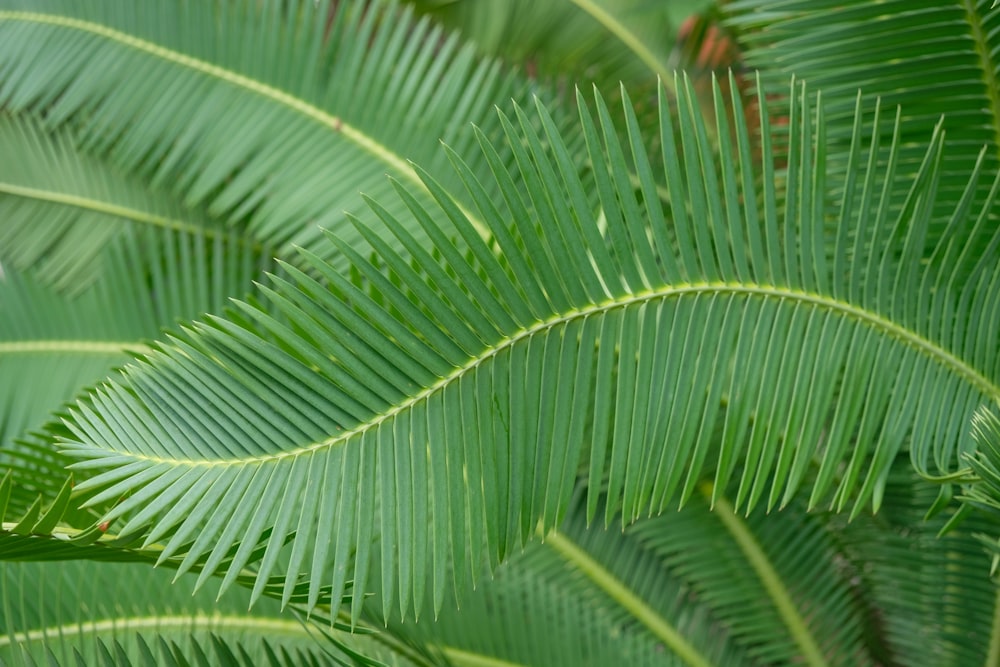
1 1 999 665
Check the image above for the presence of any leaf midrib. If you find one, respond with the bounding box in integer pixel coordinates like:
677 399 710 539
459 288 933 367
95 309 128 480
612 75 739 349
702 483 829 667
544 530 714 667
0 182 261 252
0 341 150 355
90 282 1000 467
960 0 1000 166
0 613 310 648
0 10 488 239
438 647 531 667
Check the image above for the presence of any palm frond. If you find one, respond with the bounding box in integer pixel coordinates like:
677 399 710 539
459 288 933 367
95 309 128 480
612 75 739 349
404 0 719 178
0 223 270 517
405 0 708 86
0 559 427 667
725 0 1000 250
0 174 271 424
0 226 270 434
411 494 760 667
0 113 256 293
629 489 875 666
957 405 1000 570
0 0 576 265
47 75 1000 623
0 268 151 446
834 460 1000 666
0 471 358 614
412 486 877 667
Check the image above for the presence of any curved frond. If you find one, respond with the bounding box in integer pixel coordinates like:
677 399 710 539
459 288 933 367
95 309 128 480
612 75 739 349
409 487 876 667
406 0 709 86
0 114 256 293
0 0 575 263
726 0 1000 249
835 461 1000 666
52 76 1000 622
0 559 428 667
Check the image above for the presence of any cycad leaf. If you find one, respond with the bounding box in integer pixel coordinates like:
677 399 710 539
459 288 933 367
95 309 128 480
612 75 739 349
405 0 710 86
0 224 270 519
0 216 270 440
725 0 1000 251
0 471 362 614
411 486 875 667
0 267 151 448
53 77 1000 622
835 461 1000 666
0 560 429 667
0 114 255 293
957 405 1000 568
0 0 574 264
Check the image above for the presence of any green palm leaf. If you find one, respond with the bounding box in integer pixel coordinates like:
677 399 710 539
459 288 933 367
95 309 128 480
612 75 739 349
0 114 256 293
47 76 1000 624
0 560 427 667
957 405 1000 571
0 225 270 517
413 487 875 667
0 471 356 614
0 225 270 433
835 462 1000 666
726 0 1000 249
405 0 710 86
0 0 574 266
0 268 148 447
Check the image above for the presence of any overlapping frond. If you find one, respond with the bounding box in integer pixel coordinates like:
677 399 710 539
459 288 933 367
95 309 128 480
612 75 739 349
410 494 756 667
404 0 718 175
0 114 254 293
0 0 577 265
726 0 1000 251
958 406 1000 568
0 225 270 516
0 207 273 434
0 268 151 447
405 0 708 86
834 460 1000 666
49 75 1000 624
0 471 364 617
412 486 876 667
0 229 270 431
630 489 874 666
0 560 418 667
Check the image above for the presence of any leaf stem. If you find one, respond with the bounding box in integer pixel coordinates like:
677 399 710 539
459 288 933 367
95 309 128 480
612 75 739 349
986 582 1000 666
0 183 258 251
544 530 714 667
0 614 310 648
0 341 151 355
103 282 1000 467
701 482 829 667
960 0 1000 166
439 647 528 667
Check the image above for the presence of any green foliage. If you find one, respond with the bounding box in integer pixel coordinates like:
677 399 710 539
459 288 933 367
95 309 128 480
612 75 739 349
1 0 999 665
